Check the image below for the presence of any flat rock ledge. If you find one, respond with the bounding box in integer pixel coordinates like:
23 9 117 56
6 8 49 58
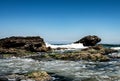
30 45 117 62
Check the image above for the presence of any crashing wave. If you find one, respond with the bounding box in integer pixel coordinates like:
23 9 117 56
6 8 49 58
45 43 87 49
111 47 120 50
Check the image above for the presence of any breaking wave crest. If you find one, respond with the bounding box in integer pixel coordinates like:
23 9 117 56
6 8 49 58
46 43 87 49
111 47 120 50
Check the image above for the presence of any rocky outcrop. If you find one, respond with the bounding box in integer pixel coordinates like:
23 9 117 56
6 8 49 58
1 71 52 81
27 71 52 81
75 35 101 46
30 44 118 62
0 36 51 54
30 51 110 62
82 44 118 55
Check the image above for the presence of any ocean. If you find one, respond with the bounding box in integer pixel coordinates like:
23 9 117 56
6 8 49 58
0 43 120 81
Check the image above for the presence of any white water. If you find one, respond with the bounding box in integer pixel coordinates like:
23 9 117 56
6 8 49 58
46 43 87 49
0 58 120 81
39 60 120 81
0 45 120 81
0 58 40 75
111 47 120 50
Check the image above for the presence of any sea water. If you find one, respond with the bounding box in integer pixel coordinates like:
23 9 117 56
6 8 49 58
0 58 120 81
0 43 120 81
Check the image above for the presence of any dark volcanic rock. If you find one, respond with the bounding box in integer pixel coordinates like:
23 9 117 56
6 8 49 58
75 35 101 46
0 36 50 54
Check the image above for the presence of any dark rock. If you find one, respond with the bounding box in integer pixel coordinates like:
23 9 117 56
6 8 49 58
50 74 73 81
81 77 98 81
0 76 8 81
0 36 51 54
75 35 101 46
15 77 21 81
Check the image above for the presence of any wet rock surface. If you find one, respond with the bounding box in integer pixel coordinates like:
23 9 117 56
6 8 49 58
0 76 8 81
82 44 118 55
30 51 110 62
75 35 101 46
29 44 118 62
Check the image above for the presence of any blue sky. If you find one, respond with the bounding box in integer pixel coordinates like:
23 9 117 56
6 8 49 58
0 0 120 44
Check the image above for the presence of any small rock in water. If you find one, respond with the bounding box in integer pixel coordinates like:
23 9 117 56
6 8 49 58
0 76 9 81
15 77 21 81
81 78 98 81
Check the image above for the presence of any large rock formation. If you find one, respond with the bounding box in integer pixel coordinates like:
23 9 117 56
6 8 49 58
75 35 101 46
0 36 50 54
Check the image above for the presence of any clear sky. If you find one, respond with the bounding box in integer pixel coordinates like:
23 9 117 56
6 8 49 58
0 0 120 44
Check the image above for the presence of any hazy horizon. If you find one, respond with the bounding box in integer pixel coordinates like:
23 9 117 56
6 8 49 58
0 0 120 44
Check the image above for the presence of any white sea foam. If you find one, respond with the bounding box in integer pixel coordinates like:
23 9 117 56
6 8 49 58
46 43 87 49
0 58 120 81
111 47 120 50
0 58 40 74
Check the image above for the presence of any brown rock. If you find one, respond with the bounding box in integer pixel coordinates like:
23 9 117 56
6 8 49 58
27 71 52 81
90 45 117 54
0 36 51 54
6 71 52 81
75 35 101 46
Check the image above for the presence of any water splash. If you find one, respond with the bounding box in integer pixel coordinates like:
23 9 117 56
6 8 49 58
46 43 87 49
111 47 120 50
